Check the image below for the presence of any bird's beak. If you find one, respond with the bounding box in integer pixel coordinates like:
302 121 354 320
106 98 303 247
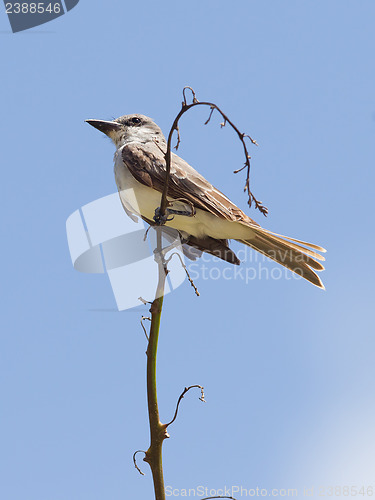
85 119 122 136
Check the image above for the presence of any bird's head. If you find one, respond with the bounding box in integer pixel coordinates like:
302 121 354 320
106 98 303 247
85 114 166 149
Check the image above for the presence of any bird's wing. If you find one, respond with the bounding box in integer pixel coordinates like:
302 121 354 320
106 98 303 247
121 141 260 227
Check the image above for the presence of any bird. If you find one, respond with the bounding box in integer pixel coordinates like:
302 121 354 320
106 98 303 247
85 114 326 289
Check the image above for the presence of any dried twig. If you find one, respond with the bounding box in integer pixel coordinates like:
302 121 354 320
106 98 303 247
157 86 268 224
166 385 205 428
183 86 198 104
204 106 215 125
167 252 200 296
174 124 181 150
133 450 146 476
140 316 151 341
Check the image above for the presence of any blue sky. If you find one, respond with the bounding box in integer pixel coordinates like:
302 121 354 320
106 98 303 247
1 1 375 499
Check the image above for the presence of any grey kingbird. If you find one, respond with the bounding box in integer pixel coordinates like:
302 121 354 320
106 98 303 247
85 114 326 288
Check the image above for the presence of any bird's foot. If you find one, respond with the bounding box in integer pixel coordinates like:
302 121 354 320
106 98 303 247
153 207 174 225
154 201 196 225
154 199 196 225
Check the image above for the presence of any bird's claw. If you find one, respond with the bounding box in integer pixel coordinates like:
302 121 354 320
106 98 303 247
154 202 196 225
154 207 174 225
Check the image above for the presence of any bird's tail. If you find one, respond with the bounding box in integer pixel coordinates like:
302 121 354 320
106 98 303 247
237 227 326 289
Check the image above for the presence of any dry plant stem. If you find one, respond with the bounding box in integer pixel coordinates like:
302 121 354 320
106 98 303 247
158 87 267 221
140 316 151 341
167 252 200 296
143 228 169 500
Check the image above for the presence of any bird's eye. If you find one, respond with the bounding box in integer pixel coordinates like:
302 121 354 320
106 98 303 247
131 117 141 124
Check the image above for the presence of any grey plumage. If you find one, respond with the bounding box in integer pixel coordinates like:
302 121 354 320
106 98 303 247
86 114 326 288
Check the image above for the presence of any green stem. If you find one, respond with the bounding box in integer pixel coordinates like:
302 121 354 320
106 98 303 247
144 229 168 500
